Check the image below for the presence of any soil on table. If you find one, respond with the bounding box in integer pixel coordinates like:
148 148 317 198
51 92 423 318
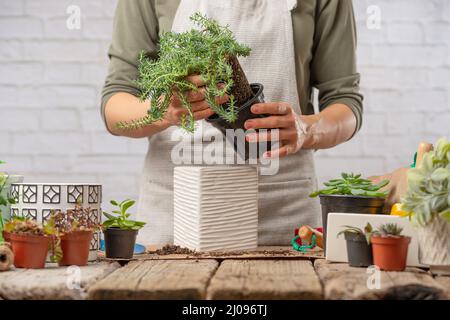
228 55 253 107
155 244 196 255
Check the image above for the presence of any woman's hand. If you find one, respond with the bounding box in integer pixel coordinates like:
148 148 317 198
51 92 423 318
244 102 306 159
163 75 229 127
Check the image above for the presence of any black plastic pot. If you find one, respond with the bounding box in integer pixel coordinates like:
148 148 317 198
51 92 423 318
206 83 270 160
320 194 385 252
344 232 373 267
103 227 138 259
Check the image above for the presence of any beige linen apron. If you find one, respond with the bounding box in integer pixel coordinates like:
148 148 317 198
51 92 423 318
136 0 321 245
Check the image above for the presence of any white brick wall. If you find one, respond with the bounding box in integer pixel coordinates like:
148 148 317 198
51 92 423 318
1 0 449 213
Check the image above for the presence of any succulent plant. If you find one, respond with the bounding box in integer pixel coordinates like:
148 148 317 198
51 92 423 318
5 217 46 236
49 204 101 235
310 173 389 198
375 223 404 237
401 137 450 226
103 199 146 231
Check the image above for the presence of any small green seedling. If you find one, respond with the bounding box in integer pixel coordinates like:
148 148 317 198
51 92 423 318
103 199 146 231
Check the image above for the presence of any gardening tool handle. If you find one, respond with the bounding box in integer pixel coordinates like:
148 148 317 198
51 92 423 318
416 142 433 168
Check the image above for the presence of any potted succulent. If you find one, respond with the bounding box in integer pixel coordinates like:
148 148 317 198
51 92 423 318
4 218 53 269
337 223 374 267
371 223 411 271
118 13 268 159
49 204 101 266
310 173 389 251
102 199 146 259
401 137 450 274
0 160 21 242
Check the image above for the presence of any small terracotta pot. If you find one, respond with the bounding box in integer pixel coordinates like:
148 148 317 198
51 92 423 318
10 233 50 269
59 230 93 266
372 235 411 271
2 231 11 243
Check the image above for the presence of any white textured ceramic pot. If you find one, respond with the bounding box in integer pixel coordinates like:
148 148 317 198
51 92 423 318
0 175 24 221
9 183 102 261
174 166 258 251
417 216 450 275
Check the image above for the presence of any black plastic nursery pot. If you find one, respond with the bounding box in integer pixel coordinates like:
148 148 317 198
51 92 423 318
103 227 138 259
320 194 385 252
206 83 270 160
344 232 373 267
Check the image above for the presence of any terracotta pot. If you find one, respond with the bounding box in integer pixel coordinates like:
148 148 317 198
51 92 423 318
372 235 411 271
59 230 93 266
2 231 10 243
10 233 50 269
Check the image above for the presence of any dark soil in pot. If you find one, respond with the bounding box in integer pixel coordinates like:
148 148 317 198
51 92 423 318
103 227 138 259
59 230 93 266
372 235 411 271
344 232 373 267
10 233 50 269
207 83 269 160
320 194 385 252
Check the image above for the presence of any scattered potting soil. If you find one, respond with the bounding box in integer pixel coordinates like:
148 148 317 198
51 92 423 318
153 245 308 257
155 244 196 255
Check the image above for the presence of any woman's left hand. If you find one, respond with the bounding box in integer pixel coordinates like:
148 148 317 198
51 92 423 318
244 102 307 159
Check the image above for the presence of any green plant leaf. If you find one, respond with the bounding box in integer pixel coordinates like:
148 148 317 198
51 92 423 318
110 200 119 206
103 212 115 220
439 209 450 222
120 200 135 215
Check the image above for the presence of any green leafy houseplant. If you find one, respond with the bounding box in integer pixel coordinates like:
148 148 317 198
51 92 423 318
103 199 146 231
118 12 252 132
48 204 101 265
0 160 17 242
337 223 374 244
337 223 374 267
103 199 146 259
401 137 450 226
310 173 389 198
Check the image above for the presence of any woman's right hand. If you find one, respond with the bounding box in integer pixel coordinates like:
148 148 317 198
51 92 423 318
163 74 229 127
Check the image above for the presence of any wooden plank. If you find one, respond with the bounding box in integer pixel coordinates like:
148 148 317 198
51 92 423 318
88 259 218 300
0 262 120 300
314 260 448 300
99 246 324 261
206 260 323 300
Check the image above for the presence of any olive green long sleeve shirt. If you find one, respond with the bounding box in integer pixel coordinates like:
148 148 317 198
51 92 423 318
102 0 363 132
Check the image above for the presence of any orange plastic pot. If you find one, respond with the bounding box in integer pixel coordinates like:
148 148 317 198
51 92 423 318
372 235 411 271
58 230 93 266
10 233 50 269
2 231 11 243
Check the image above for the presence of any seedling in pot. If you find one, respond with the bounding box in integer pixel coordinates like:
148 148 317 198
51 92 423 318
48 204 101 266
5 218 54 269
0 160 17 243
310 173 389 198
371 223 411 271
337 223 374 268
311 173 389 252
102 199 146 259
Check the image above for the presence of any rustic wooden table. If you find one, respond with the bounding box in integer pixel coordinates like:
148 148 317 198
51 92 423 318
0 247 448 300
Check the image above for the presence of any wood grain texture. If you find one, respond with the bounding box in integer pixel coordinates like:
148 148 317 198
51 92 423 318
88 259 219 300
315 260 448 300
0 262 120 300
206 260 323 300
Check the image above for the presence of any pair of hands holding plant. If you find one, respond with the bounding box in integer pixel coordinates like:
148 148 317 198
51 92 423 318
165 74 306 159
